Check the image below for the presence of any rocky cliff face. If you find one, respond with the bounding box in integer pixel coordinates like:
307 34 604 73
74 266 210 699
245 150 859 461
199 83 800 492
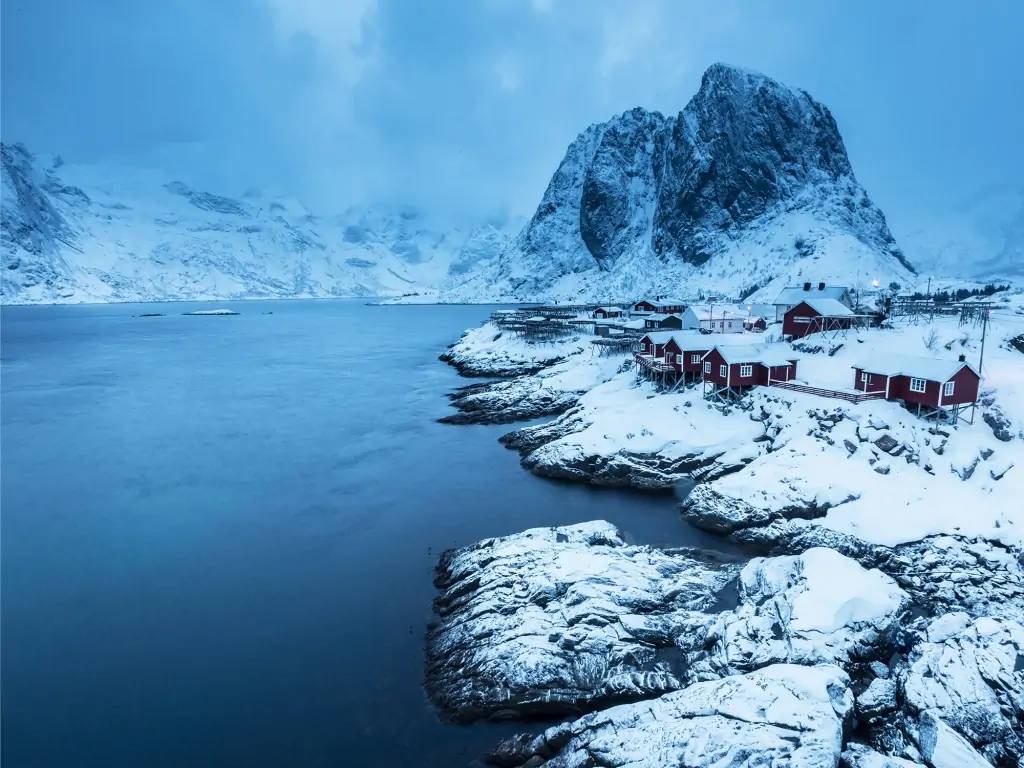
1 143 512 304
445 63 915 303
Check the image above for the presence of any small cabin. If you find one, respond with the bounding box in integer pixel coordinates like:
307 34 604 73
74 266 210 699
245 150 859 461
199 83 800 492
644 313 684 330
852 355 980 418
772 283 852 322
744 316 767 332
702 344 798 398
682 305 747 333
592 306 622 319
783 299 856 339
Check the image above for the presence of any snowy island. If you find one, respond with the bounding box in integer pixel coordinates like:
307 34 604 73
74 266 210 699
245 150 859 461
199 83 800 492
430 286 1024 768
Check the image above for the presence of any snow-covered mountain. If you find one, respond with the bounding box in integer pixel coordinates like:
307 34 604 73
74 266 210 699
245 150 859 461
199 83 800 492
1 142 513 304
442 63 917 303
897 184 1024 281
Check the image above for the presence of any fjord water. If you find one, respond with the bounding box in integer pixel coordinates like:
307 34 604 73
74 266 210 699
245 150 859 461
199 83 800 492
1 300 726 767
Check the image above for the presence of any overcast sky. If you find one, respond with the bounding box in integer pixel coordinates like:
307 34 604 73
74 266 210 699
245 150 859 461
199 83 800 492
3 0 1022 234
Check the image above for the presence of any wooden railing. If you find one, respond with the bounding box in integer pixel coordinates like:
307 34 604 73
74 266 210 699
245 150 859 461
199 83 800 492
634 353 675 373
770 380 886 404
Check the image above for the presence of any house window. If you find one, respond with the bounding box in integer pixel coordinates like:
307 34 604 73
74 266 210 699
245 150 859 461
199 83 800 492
943 381 955 397
910 377 927 393
703 361 711 373
794 317 811 324
861 372 869 385
691 353 701 363
740 364 753 377
720 364 727 377
666 353 674 364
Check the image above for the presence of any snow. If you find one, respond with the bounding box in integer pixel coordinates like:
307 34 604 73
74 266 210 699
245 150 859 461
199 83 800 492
182 308 239 316
771 548 905 633
528 373 764 466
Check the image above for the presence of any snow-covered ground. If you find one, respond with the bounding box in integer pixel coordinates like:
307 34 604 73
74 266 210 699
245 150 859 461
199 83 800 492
488 289 1024 547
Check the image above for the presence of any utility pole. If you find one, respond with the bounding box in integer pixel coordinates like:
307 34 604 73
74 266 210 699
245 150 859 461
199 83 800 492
978 307 989 376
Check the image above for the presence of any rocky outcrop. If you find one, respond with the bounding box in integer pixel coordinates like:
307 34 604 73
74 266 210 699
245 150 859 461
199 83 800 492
426 522 740 722
440 354 625 424
853 613 1024 767
438 322 588 378
486 664 854 768
520 443 747 490
440 379 579 424
678 548 909 680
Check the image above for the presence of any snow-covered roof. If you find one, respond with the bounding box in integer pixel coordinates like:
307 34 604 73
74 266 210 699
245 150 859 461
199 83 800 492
773 285 849 306
792 298 855 317
687 305 748 321
670 331 757 350
640 330 680 344
710 344 799 366
853 355 979 382
594 306 622 312
646 312 682 322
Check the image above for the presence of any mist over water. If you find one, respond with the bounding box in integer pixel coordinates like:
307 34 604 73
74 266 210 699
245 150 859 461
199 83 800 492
1 300 726 767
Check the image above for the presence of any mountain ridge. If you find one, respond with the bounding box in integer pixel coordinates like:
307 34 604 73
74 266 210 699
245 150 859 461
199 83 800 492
442 63 917 303
1 143 513 304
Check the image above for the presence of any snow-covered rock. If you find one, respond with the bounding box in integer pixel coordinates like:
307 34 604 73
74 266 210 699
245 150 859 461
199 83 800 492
1 142 515 304
441 348 626 424
426 521 740 722
840 743 921 767
900 614 1024 765
681 548 909 679
444 63 914 304
438 321 588 377
486 664 854 768
504 371 766 489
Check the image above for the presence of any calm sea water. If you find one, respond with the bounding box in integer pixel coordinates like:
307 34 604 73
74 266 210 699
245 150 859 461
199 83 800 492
2 299 729 768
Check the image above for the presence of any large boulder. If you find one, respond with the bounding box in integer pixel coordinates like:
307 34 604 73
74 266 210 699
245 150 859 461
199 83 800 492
681 547 909 679
426 521 739 722
487 664 854 768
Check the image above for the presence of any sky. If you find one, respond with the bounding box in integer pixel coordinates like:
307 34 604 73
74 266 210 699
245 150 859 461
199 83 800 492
3 0 1023 237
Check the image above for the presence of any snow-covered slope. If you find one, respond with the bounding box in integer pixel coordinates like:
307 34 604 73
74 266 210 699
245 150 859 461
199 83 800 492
897 184 1024 281
0 143 514 304
443 63 916 304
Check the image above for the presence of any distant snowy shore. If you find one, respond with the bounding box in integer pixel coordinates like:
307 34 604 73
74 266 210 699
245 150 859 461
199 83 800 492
430 288 1024 766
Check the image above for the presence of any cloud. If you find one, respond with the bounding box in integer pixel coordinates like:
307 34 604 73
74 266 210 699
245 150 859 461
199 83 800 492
494 51 523 93
264 0 378 87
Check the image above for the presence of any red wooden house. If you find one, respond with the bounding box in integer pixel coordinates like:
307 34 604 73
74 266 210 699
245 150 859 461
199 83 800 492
702 344 798 399
783 298 857 339
667 333 751 382
852 354 980 420
744 316 768 332
634 331 680 382
592 306 623 319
